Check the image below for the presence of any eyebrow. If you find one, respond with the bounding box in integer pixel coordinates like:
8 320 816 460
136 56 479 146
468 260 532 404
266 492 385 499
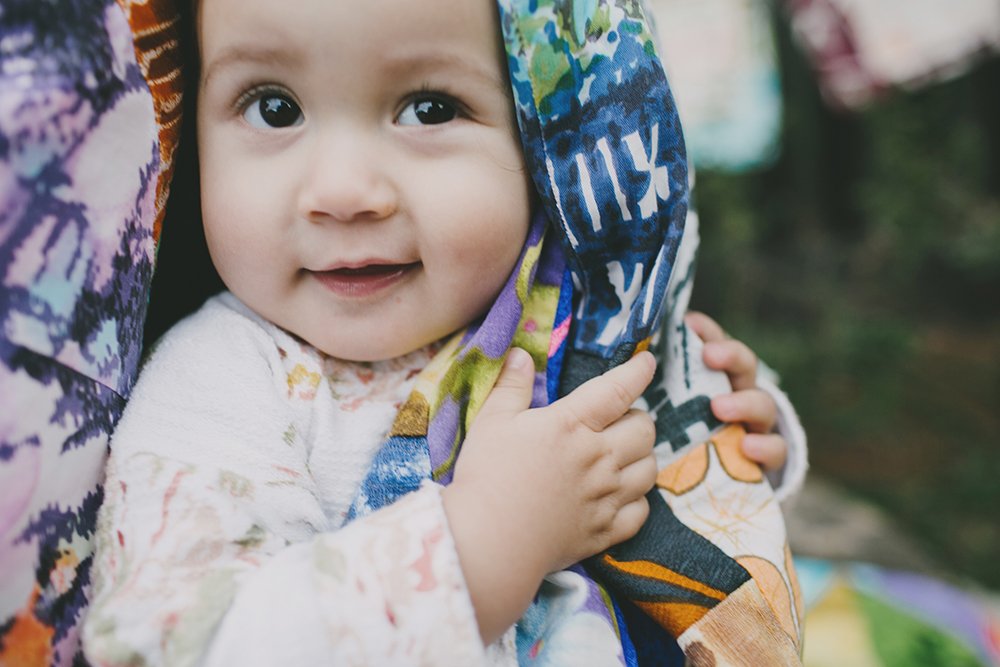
201 46 301 88
381 50 509 96
200 44 510 100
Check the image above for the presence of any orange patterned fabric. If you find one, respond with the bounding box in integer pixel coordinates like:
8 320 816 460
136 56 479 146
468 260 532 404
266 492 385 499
601 555 729 605
115 0 185 243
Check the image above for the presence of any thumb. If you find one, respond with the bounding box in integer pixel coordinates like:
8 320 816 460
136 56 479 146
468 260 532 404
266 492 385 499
477 348 536 421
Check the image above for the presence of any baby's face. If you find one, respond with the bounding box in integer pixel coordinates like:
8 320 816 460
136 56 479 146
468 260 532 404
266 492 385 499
197 0 533 361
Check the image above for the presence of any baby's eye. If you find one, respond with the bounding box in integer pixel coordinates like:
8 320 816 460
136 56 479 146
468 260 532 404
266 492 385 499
243 94 303 129
397 97 457 126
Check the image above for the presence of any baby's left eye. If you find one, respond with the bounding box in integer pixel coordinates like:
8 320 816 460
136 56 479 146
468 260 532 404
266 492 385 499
397 97 457 126
243 93 303 129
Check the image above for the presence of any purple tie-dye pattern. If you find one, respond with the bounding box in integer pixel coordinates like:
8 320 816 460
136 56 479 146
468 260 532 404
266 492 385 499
0 3 157 397
0 1 160 664
426 396 463 485
534 235 566 289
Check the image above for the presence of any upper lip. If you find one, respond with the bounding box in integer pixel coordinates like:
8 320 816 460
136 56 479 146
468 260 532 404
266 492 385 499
312 259 419 272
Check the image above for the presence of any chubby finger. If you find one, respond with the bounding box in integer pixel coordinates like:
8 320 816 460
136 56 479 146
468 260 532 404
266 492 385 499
562 351 656 431
703 339 758 390
603 410 656 468
711 389 777 433
477 348 536 420
607 496 650 546
616 453 658 499
741 433 787 472
685 311 726 343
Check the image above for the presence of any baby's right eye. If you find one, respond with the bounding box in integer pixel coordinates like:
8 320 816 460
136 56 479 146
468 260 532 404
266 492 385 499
397 97 458 126
243 94 303 129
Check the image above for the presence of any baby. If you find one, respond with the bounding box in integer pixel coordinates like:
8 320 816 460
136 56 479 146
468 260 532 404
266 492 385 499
82 0 804 664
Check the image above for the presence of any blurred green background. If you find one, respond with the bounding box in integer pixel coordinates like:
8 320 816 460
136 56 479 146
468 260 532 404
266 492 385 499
689 13 1000 590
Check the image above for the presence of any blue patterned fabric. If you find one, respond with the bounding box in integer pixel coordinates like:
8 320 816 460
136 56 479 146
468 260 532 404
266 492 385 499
502 0 688 361
499 5 801 663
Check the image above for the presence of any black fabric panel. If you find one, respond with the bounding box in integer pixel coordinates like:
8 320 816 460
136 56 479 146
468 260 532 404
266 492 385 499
556 347 607 398
588 488 752 600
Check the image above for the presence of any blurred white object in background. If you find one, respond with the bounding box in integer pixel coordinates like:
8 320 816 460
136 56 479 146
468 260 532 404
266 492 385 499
784 0 1000 108
647 0 783 171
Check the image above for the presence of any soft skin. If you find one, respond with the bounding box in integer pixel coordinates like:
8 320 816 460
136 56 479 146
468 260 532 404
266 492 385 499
195 0 790 647
197 0 533 363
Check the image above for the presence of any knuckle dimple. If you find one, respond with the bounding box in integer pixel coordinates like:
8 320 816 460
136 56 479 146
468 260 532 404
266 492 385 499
593 501 616 532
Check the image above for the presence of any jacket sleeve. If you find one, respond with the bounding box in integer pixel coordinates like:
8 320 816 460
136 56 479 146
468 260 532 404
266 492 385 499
756 366 809 505
82 304 484 667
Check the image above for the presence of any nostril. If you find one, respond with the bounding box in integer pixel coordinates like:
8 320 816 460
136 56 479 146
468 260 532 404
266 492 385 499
298 178 397 224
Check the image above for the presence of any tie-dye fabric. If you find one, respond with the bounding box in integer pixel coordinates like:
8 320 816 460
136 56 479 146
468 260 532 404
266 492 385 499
0 1 182 664
348 1 804 665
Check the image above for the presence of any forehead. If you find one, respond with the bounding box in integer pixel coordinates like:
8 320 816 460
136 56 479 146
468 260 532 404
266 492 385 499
198 0 507 87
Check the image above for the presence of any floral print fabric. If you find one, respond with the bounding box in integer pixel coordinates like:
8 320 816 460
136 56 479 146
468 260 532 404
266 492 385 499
83 294 485 667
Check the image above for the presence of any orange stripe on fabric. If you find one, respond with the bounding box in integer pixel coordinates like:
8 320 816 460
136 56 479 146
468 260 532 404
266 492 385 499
633 336 653 354
712 423 764 483
115 0 184 242
635 600 710 638
602 554 728 602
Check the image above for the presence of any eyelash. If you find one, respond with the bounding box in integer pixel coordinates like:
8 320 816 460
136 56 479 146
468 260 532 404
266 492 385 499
233 84 294 116
401 86 468 119
230 84 471 124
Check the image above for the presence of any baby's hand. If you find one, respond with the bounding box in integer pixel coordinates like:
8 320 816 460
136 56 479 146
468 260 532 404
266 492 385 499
684 312 786 471
442 348 657 643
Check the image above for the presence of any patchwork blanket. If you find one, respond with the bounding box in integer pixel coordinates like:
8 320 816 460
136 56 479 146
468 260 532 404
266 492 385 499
796 558 1000 666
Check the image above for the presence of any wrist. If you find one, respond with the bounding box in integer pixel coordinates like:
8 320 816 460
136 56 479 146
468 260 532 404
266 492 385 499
441 481 548 644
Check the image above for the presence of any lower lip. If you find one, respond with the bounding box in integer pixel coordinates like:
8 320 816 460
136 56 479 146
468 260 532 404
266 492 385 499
311 263 419 298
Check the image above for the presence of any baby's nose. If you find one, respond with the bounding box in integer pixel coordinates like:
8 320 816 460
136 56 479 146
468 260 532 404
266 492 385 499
297 134 397 223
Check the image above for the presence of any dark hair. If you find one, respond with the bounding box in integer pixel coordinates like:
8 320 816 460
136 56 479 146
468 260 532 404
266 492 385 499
186 0 201 73
141 0 224 350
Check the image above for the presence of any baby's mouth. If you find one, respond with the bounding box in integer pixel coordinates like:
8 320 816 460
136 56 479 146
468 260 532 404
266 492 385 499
312 262 420 298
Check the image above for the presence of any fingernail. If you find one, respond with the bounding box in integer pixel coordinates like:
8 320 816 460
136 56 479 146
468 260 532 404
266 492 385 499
506 348 527 370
